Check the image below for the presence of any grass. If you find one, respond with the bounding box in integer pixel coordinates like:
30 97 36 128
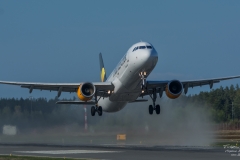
211 140 240 147
0 155 88 160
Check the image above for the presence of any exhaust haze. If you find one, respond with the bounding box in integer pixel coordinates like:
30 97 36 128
90 96 214 146
0 96 215 146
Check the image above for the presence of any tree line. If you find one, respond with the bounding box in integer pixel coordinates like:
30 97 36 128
189 84 240 122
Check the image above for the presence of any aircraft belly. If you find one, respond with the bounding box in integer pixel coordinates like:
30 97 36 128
110 77 140 102
112 92 139 102
98 97 127 112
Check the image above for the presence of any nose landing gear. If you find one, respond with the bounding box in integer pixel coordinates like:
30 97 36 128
139 72 147 91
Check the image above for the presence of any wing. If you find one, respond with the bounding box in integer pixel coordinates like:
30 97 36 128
0 81 114 97
140 75 240 96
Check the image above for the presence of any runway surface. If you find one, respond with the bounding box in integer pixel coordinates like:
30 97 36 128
0 144 239 160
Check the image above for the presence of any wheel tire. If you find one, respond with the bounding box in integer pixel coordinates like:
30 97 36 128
91 106 95 116
98 106 103 116
156 104 160 115
149 105 153 115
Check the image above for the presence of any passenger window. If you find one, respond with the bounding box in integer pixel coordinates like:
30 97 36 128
139 46 146 49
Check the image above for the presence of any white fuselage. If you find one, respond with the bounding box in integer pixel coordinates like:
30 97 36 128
98 42 158 112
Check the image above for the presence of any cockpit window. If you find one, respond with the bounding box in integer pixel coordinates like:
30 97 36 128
147 46 152 49
139 46 146 49
133 45 152 52
132 47 138 52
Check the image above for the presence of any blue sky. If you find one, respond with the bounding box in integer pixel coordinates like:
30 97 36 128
0 0 240 99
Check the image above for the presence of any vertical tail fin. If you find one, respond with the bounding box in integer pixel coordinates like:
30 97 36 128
99 53 107 82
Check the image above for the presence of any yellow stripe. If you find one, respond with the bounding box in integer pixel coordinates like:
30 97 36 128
101 68 106 82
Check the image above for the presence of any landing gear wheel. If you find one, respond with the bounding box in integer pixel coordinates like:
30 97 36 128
91 106 95 116
149 105 153 115
98 106 103 116
156 104 160 115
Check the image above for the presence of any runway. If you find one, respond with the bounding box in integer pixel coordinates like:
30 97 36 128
0 144 239 160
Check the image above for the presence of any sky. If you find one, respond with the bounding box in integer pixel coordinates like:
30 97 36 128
0 0 240 99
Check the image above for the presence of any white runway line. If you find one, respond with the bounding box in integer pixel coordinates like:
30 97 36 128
15 150 122 154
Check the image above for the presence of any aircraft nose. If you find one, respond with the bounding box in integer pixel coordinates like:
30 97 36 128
129 48 158 66
143 49 158 61
136 49 157 67
150 48 158 57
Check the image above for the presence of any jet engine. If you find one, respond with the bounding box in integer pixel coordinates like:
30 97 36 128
77 82 96 101
165 80 183 99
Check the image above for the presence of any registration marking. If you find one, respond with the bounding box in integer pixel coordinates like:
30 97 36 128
15 150 122 154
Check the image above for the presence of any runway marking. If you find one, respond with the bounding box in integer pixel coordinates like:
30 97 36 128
15 150 122 154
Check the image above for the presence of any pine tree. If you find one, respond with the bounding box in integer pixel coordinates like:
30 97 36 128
233 90 240 120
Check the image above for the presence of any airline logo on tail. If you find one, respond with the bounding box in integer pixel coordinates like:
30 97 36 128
99 53 107 82
101 67 106 82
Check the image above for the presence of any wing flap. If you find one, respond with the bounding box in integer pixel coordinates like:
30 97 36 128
181 75 240 89
129 99 148 103
182 80 220 88
146 80 168 88
56 101 96 105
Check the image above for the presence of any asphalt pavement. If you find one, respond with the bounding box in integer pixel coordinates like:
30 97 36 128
0 144 238 160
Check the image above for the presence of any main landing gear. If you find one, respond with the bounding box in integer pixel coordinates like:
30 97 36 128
91 92 103 116
139 72 161 115
91 106 102 116
149 104 160 115
149 88 161 115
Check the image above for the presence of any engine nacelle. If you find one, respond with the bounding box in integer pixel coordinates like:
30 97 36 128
77 82 96 101
165 80 183 99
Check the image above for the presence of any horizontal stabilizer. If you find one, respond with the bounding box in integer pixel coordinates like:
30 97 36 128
56 101 95 105
129 99 148 103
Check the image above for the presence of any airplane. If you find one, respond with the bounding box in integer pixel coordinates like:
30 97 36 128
0 42 240 116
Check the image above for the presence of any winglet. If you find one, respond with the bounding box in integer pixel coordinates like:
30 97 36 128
99 53 107 82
